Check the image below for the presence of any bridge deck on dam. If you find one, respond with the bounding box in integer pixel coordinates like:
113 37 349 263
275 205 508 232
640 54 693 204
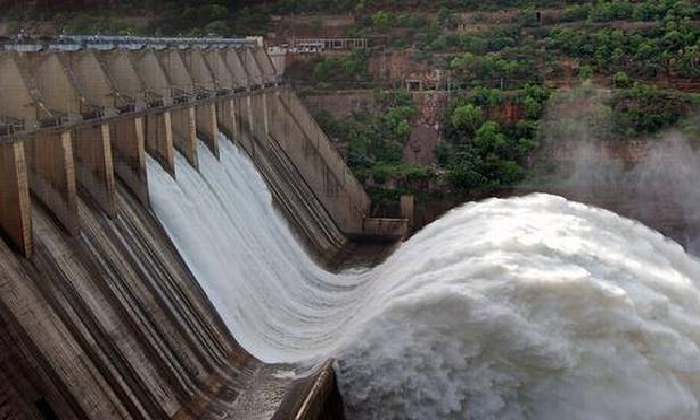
0 37 361 420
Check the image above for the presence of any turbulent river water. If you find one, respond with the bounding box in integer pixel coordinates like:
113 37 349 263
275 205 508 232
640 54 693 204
148 137 700 419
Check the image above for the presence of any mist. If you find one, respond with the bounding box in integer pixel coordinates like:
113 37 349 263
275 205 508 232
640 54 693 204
533 83 700 255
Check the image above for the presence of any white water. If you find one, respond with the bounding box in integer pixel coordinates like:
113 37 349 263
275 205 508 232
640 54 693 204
148 137 700 419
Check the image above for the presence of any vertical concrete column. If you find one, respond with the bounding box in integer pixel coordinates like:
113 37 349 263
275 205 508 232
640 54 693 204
233 96 254 154
216 98 237 142
251 93 267 144
215 99 226 137
0 141 32 256
245 94 256 154
171 106 198 169
269 90 287 148
25 130 80 236
231 98 241 141
74 123 116 218
145 111 174 176
196 103 219 159
110 117 148 206
262 91 270 138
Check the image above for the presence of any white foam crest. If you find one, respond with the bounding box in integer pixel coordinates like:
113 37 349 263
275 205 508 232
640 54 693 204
148 136 700 419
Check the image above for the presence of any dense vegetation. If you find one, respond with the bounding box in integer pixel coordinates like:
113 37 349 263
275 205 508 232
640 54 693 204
546 23 700 78
440 84 549 188
308 50 373 90
316 90 431 183
296 3 698 197
5 1 699 38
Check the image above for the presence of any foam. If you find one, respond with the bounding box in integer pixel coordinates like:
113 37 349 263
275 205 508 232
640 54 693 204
148 137 700 419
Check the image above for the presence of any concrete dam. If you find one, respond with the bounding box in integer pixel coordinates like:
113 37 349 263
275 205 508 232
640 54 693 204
0 36 408 419
3 36 700 420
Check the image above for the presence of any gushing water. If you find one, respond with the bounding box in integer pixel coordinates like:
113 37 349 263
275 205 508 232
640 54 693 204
148 137 700 419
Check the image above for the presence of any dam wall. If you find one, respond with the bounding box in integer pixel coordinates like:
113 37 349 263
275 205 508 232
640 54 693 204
0 38 400 418
0 41 404 258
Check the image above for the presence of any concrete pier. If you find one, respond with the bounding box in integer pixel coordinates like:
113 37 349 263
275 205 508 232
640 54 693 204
269 89 371 235
243 94 256 153
25 130 80 235
171 106 199 169
110 116 149 205
196 103 220 159
73 123 116 217
145 111 175 175
0 142 32 256
216 98 239 144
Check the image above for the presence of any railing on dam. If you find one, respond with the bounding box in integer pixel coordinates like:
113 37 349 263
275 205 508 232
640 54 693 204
1 34 261 51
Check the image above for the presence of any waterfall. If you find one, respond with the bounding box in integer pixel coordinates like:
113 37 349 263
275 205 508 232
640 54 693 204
148 136 700 419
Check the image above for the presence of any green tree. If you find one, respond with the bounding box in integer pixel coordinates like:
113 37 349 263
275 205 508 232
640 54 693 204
578 65 594 81
448 145 486 189
371 11 391 28
451 104 484 132
612 70 631 88
395 120 411 139
474 121 507 154
522 96 542 119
